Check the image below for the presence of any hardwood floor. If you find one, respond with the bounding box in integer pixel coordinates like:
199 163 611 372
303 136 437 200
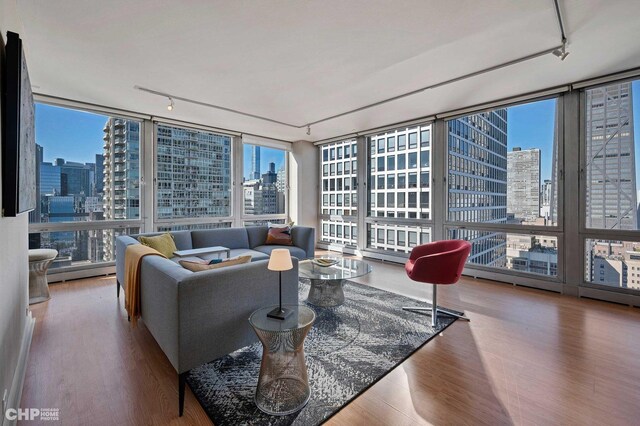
21 257 640 425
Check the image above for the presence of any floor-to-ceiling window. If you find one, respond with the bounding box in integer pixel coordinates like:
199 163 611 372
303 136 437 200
319 139 358 247
445 98 561 280
154 123 233 230
29 102 293 278
581 79 640 293
242 141 288 226
366 124 433 254
317 97 563 287
28 103 143 269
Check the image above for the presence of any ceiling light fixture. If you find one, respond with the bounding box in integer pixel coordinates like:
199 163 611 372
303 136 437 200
167 97 174 111
552 43 569 61
552 0 569 61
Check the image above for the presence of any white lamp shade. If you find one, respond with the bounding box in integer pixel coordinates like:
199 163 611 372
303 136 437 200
268 249 293 271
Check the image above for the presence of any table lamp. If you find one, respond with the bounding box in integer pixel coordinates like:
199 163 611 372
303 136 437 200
267 249 293 320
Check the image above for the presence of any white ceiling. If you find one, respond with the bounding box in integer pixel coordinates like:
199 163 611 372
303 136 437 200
10 0 640 141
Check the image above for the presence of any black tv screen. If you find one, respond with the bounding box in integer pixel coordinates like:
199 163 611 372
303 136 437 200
1 31 36 217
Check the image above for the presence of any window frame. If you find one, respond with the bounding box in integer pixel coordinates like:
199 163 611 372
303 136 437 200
363 122 435 257
578 76 640 296
153 121 235 226
318 139 359 248
240 137 290 224
28 99 147 275
441 94 565 285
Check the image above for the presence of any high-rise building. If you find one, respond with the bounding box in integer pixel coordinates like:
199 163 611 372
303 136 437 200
276 166 286 193
320 140 358 247
251 145 261 180
262 162 277 185
448 110 508 267
102 118 140 221
366 126 432 252
102 118 141 261
507 147 541 222
243 179 282 215
540 179 552 220
585 81 636 230
40 162 62 195
94 153 104 195
50 159 94 196
155 124 231 220
29 144 44 223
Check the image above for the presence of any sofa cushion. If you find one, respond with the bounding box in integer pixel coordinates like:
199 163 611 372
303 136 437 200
138 233 178 258
254 245 307 260
169 256 202 265
170 231 194 251
191 228 250 250
179 255 252 272
245 226 268 248
199 248 269 262
265 225 293 246
131 230 193 251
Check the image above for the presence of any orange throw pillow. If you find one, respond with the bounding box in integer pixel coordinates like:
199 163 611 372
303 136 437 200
265 225 293 246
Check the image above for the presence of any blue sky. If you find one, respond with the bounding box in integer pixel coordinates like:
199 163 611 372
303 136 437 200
506 98 557 181
34 103 286 176
35 80 640 184
242 145 285 180
35 104 108 164
506 81 640 184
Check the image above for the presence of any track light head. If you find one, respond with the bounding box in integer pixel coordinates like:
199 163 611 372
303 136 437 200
167 97 174 111
552 45 569 61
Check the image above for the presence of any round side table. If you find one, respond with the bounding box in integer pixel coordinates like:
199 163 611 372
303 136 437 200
249 305 315 415
28 249 58 305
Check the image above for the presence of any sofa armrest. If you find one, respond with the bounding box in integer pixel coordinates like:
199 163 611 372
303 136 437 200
115 235 140 287
176 258 299 373
291 226 316 259
139 256 192 372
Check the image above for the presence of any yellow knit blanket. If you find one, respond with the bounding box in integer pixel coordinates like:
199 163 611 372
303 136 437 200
124 244 166 324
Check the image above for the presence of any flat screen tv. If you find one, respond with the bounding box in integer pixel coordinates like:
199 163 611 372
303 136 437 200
1 31 35 217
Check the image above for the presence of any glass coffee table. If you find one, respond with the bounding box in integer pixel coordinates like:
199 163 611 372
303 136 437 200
249 305 315 415
299 257 372 307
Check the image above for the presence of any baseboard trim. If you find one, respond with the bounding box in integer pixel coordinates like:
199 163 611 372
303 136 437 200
3 312 35 426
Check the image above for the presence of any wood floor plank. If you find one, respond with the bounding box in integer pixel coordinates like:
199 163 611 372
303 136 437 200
19 257 640 425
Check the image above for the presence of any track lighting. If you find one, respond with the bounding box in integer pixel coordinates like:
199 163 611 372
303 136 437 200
552 44 569 61
135 0 570 130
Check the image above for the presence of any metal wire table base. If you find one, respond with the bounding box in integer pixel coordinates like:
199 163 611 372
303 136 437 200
306 278 346 307
251 306 315 415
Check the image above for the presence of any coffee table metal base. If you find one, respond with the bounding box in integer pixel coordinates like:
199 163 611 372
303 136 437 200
306 278 346 307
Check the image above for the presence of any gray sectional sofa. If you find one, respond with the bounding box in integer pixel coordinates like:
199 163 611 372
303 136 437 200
114 225 315 415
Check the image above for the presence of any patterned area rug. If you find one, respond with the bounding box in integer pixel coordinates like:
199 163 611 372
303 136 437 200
187 280 459 425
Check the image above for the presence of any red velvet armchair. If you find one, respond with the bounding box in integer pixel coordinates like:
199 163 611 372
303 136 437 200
403 240 472 326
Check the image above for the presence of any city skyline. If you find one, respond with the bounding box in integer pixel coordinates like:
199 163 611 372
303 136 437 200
34 82 640 188
30 84 640 288
35 103 287 181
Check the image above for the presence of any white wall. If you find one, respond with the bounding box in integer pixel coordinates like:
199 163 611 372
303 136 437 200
289 140 318 230
0 1 33 420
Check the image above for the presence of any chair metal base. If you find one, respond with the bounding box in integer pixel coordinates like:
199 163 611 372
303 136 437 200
402 306 470 323
402 284 469 326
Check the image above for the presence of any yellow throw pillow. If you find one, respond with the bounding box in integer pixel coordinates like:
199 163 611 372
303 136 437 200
138 233 178 258
179 255 252 272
